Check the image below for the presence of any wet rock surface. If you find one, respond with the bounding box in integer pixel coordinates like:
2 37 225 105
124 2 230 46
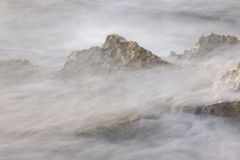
183 101 240 117
62 34 172 77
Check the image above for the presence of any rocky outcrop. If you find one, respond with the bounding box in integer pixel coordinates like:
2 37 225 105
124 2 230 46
214 63 240 91
183 101 240 117
0 59 36 82
177 33 239 59
62 34 172 77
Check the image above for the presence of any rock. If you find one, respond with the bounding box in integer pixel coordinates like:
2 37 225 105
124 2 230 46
75 114 141 140
61 34 172 77
169 51 177 57
214 62 240 91
0 59 36 82
183 101 240 117
178 33 239 59
0 59 31 69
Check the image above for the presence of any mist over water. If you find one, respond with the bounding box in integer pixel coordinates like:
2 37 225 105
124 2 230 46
1 0 240 160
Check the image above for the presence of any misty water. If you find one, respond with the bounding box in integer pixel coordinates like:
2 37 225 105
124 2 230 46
1 0 240 160
1 60 240 159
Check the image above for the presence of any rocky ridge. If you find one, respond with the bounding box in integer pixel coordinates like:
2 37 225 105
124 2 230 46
2 34 240 118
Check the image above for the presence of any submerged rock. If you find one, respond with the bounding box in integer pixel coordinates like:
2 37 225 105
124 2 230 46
178 33 239 59
214 63 240 91
76 114 141 140
0 59 36 82
62 34 172 77
183 101 240 117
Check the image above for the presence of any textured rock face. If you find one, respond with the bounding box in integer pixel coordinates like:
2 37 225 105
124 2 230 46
101 35 167 68
62 34 171 77
214 63 240 91
0 59 35 81
178 33 239 59
183 101 240 117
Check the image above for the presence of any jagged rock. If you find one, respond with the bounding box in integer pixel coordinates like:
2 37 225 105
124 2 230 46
62 34 172 77
0 59 35 80
214 63 240 91
76 114 141 140
183 101 240 117
178 33 239 59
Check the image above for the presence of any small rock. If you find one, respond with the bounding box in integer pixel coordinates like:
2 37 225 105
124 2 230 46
214 62 240 91
0 59 36 82
178 33 239 59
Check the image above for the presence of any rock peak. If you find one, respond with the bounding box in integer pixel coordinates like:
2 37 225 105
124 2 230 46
105 34 127 43
62 34 172 77
102 34 132 49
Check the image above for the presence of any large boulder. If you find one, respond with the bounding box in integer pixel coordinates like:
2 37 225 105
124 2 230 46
61 34 172 77
176 33 239 59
